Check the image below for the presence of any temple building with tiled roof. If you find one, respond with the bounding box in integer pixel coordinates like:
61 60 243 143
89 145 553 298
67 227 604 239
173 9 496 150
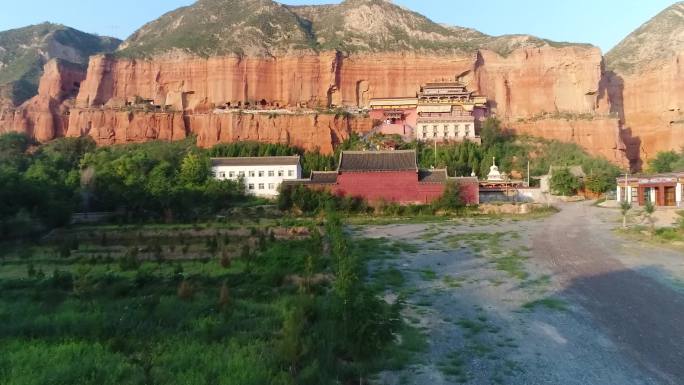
285 150 479 205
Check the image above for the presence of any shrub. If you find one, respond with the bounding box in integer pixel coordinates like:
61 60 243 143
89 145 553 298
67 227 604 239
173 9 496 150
218 281 231 310
49 269 74 291
550 168 581 196
177 280 194 301
219 250 231 268
119 247 141 271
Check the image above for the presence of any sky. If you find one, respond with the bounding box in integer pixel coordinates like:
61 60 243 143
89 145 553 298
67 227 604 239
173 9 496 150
0 0 676 53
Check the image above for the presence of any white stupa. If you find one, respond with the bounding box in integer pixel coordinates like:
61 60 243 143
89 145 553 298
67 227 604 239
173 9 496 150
487 157 504 182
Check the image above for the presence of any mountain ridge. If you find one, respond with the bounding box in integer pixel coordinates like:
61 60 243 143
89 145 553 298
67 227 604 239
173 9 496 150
116 0 595 58
606 1 684 74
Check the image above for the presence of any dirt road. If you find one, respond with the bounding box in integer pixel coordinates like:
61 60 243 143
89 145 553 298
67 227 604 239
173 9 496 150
533 203 684 385
360 203 684 384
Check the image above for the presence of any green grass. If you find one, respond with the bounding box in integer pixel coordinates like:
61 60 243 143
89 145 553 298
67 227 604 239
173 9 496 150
381 323 428 370
522 297 568 312
438 351 468 381
418 268 438 281
493 252 529 280
372 267 406 290
456 318 488 336
442 275 465 288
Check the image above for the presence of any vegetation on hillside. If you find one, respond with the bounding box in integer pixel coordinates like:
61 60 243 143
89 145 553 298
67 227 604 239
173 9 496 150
605 2 684 74
647 148 684 173
0 23 120 105
116 0 592 58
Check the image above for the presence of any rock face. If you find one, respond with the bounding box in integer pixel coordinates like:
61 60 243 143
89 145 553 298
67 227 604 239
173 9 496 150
5 0 684 169
72 46 618 159
0 23 120 106
65 107 372 153
0 59 86 141
604 3 684 170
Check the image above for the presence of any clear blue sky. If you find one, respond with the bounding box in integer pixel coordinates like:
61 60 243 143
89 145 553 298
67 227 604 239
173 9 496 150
0 0 675 53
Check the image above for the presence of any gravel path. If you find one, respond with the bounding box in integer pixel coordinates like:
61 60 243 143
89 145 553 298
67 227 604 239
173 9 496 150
533 202 684 385
356 203 684 385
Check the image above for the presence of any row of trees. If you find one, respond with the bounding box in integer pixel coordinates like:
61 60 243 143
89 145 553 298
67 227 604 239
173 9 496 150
81 139 245 221
0 134 93 237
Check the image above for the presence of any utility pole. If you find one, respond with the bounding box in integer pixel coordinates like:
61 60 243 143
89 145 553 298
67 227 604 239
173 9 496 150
434 139 438 167
527 160 530 188
623 171 630 203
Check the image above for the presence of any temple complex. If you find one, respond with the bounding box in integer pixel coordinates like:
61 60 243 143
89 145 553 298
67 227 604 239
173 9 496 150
369 81 488 143
283 150 480 205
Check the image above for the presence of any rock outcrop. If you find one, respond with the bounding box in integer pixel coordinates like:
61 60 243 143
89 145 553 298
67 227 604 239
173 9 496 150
5 0 684 169
0 59 86 141
0 23 120 106
604 2 684 170
64 108 371 153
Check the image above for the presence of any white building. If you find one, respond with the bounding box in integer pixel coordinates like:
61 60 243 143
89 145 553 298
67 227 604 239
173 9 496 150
211 156 302 198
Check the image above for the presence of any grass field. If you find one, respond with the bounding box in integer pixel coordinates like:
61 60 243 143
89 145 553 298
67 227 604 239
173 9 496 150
0 215 416 385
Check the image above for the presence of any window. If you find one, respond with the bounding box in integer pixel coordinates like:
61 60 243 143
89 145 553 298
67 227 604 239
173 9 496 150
238 171 245 177
258 171 264 177
422 125 428 131
268 183 275 190
249 171 255 177
422 132 427 138
288 170 294 177
268 171 275 177
433 132 437 138
432 125 438 133
229 171 235 178
258 183 265 190
218 172 225 178
278 170 284 177
248 184 255 190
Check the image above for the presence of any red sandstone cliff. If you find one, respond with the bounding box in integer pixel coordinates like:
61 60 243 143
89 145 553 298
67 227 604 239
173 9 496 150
65 107 372 153
4 46 626 161
0 59 85 141
611 56 684 170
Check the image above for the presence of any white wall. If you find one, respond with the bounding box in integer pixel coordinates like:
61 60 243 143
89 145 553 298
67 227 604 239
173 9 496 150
212 163 302 197
416 121 475 141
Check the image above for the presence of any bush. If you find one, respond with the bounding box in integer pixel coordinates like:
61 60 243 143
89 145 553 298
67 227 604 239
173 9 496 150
119 248 141 271
550 168 581 196
431 182 463 212
177 280 194 301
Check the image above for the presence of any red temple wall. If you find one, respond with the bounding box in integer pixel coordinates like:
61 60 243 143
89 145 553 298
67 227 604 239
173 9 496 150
333 171 444 204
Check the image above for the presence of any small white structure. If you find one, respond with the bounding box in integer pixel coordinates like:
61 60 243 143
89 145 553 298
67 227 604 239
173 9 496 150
211 156 302 198
487 157 504 182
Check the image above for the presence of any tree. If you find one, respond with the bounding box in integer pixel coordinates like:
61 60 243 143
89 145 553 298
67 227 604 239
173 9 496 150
647 151 680 173
479 118 506 149
432 182 463 211
644 201 656 235
278 303 307 375
550 168 581 196
179 152 209 187
218 281 231 310
620 201 632 229
584 172 616 194
219 249 231 268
